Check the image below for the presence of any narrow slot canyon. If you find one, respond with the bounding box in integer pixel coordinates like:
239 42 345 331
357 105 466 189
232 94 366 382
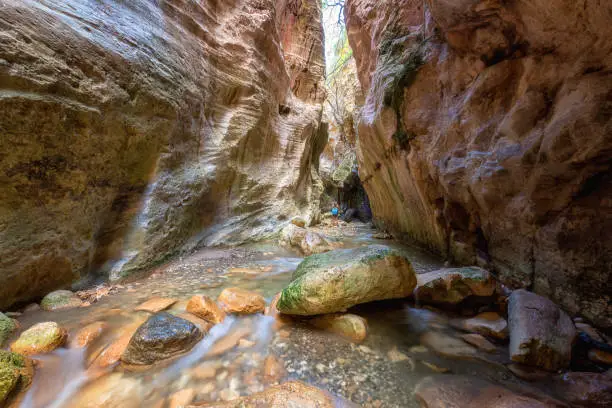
0 1 610 407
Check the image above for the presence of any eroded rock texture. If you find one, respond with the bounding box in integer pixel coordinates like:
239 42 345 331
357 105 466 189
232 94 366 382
0 0 326 309
345 0 612 327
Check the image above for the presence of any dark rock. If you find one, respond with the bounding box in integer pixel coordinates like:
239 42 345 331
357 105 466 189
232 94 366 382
121 312 202 366
554 372 612 408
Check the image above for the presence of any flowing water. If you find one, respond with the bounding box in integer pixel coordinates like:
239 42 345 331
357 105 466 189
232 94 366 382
6 223 566 407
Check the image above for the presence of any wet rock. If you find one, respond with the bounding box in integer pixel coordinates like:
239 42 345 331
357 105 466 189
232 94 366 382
70 322 107 348
192 380 354 407
92 332 133 368
40 290 83 311
508 290 576 371
589 349 612 365
263 355 286 384
23 304 40 313
387 346 411 363
277 245 416 315
11 322 67 355
507 363 551 382
218 288 265 315
372 231 392 240
0 350 34 403
177 313 214 333
415 375 555 407
134 297 177 313
121 312 202 366
0 312 18 346
452 312 508 339
420 332 477 359
460 334 496 353
169 388 196 408
208 327 252 357
575 322 605 343
554 372 612 408
309 313 368 343
421 361 450 373
414 267 496 305
66 373 142 408
279 224 333 256
187 295 226 323
291 217 307 228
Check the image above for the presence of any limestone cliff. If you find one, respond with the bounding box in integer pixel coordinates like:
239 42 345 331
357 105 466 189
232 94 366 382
346 0 612 327
0 0 326 309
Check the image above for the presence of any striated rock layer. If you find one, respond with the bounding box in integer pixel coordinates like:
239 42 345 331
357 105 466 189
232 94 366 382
345 0 612 327
0 0 326 309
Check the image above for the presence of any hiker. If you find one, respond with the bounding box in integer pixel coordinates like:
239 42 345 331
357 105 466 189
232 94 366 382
331 203 339 226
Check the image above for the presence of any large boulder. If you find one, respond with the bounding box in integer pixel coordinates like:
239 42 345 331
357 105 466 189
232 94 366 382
508 290 576 371
415 375 555 408
277 245 416 315
121 313 202 366
192 380 356 407
10 322 67 355
40 290 83 311
279 224 333 256
414 267 496 305
0 312 18 346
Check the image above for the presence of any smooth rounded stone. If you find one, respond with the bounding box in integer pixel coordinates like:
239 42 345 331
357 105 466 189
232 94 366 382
11 322 67 355
66 373 142 408
460 333 497 353
277 245 417 316
92 332 134 368
192 380 357 407
588 349 612 365
291 217 307 228
507 364 551 382
263 355 286 384
508 290 576 371
554 372 612 408
134 297 177 313
415 375 555 408
414 267 496 305
0 350 35 403
279 224 333 256
169 388 196 408
420 332 477 359
452 312 508 339
121 312 202 366
218 288 266 315
70 322 108 348
0 312 18 346
309 313 368 343
187 295 226 323
40 290 83 311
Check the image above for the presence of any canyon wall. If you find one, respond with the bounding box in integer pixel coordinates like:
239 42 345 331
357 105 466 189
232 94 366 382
346 0 612 327
0 0 326 309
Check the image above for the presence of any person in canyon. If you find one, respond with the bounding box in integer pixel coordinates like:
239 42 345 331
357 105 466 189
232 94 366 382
331 202 340 226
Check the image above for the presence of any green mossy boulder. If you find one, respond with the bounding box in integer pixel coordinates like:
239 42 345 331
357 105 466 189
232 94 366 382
10 322 67 355
0 350 34 403
40 290 83 311
277 245 417 315
0 313 18 346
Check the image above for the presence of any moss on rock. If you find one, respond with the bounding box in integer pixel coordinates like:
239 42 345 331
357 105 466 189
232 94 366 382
0 313 17 347
40 290 83 311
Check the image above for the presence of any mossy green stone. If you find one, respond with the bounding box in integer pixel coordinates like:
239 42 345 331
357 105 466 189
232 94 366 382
40 290 82 311
0 350 33 403
278 245 417 315
0 313 17 346
0 365 18 403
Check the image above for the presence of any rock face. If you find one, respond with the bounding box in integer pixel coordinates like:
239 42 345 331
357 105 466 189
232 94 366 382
345 0 612 328
277 245 417 315
414 267 496 305
508 289 576 371
121 312 202 366
0 0 327 310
